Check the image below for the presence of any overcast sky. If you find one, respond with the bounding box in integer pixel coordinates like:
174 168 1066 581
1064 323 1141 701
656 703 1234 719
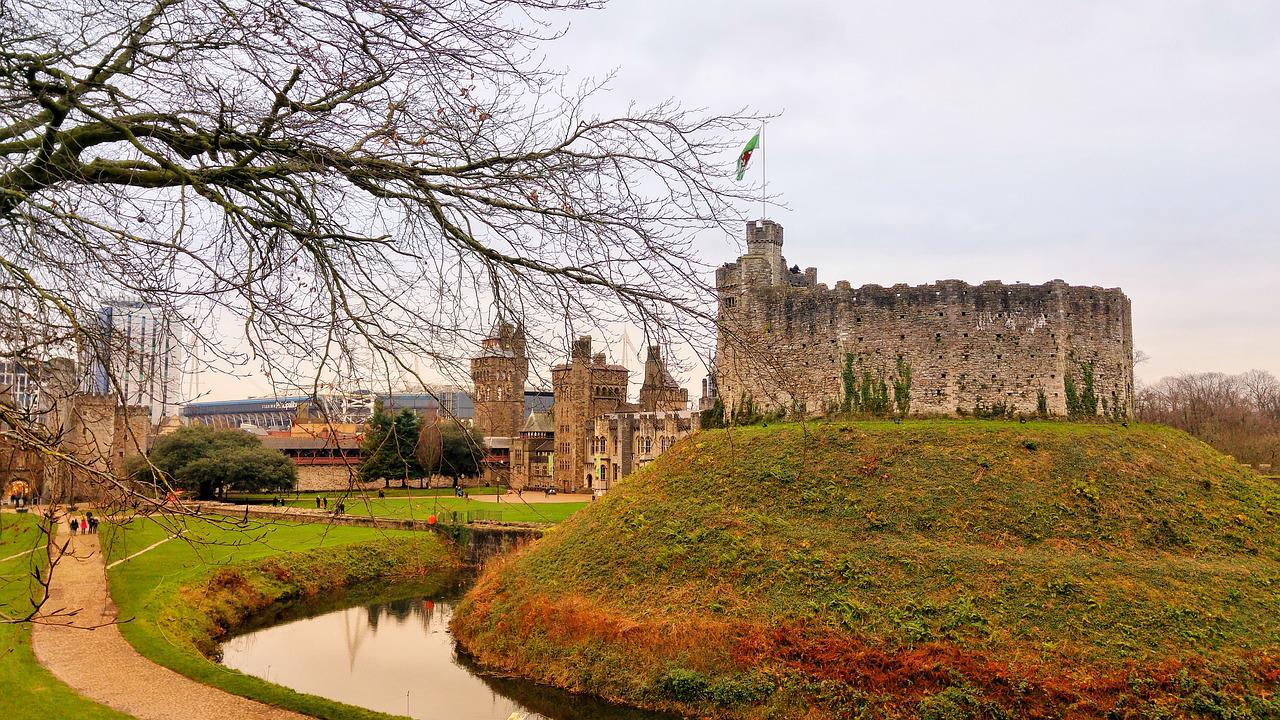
542 0 1280 385
199 0 1279 400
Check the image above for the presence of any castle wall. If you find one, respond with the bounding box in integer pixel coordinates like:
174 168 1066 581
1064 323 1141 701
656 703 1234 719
592 411 698 493
715 223 1134 419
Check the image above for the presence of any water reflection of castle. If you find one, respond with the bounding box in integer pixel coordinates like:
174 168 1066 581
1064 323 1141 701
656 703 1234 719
345 597 444 670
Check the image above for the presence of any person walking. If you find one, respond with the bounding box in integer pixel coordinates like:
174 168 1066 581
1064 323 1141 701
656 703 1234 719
315 496 321 509
69 517 79 535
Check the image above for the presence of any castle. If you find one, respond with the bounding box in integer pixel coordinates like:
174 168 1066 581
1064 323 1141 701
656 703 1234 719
471 325 695 493
715 220 1135 419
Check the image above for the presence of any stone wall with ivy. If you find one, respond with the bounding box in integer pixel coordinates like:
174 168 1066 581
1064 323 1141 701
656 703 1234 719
713 222 1134 419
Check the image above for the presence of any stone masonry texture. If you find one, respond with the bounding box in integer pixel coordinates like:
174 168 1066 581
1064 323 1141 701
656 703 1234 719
715 220 1135 419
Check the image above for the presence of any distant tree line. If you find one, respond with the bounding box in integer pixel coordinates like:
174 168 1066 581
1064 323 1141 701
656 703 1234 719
1137 369 1280 467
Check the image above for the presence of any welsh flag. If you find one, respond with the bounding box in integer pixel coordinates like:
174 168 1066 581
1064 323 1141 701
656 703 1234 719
735 131 760 181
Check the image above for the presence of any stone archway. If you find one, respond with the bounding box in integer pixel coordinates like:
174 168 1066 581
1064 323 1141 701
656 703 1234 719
5 479 31 502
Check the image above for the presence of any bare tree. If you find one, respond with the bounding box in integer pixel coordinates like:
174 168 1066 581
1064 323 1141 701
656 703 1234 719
0 0 761 618
1137 369 1280 467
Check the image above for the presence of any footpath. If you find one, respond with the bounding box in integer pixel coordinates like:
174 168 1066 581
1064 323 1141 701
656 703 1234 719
31 520 308 720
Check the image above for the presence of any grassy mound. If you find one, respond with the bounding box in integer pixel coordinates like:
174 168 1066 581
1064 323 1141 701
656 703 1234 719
453 421 1280 719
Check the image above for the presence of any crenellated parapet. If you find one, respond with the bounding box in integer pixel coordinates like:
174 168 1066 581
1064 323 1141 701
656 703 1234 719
714 221 1134 419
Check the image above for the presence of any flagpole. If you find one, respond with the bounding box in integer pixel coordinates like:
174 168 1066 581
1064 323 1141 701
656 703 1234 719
760 123 767 220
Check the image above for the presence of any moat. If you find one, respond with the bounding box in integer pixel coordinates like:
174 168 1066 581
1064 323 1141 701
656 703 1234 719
219 589 677 720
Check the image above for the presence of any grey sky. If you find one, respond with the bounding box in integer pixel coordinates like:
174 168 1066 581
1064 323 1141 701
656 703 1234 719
198 0 1278 400
542 0 1280 384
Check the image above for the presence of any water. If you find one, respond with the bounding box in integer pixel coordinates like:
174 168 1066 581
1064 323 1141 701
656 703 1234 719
219 590 678 720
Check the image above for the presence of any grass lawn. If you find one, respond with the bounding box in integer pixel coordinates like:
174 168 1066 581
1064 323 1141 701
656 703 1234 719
228 485 502 501
103 514 455 720
275 494 588 524
0 512 131 720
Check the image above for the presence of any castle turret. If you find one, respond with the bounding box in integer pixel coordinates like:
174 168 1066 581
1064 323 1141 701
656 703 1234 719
639 345 688 412
470 320 528 439
743 219 787 286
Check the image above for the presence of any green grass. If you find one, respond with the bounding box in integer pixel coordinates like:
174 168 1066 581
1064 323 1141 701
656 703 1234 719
0 512 130 720
271 494 587 524
228 485 502 500
104 515 457 720
456 420 1280 719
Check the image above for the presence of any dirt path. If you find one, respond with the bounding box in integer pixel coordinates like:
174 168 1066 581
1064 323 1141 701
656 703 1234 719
31 521 310 720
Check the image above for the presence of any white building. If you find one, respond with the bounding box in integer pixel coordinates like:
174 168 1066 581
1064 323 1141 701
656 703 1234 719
86 300 183 423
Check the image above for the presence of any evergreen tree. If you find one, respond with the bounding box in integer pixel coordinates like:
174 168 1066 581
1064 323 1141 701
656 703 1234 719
360 406 426 487
438 421 486 480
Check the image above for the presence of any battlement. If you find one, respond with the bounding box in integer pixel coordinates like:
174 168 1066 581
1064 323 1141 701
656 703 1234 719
745 219 784 250
713 221 1135 420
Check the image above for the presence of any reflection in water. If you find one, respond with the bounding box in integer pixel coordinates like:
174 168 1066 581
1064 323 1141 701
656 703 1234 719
220 594 677 720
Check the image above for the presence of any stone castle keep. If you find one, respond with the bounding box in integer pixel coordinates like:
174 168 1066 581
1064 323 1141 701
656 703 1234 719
715 220 1135 418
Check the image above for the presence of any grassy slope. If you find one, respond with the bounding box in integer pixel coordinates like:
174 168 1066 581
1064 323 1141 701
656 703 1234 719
0 512 130 720
104 516 459 720
454 421 1280 719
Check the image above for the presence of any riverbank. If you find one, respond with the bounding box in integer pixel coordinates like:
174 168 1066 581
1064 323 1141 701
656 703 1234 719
102 515 460 720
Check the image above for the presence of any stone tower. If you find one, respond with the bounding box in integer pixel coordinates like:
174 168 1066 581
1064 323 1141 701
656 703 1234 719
550 336 628 491
638 345 688 412
470 320 528 439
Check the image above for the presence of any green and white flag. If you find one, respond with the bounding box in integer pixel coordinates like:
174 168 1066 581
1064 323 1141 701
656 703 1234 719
735 131 760 181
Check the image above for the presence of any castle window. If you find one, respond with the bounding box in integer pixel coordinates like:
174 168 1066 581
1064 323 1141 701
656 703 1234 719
961 311 968 316
942 372 948 378
963 333 968 338
725 297 736 308
899 334 905 340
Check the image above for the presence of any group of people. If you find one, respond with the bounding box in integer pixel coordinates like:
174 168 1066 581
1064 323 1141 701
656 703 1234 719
68 513 98 534
310 495 345 514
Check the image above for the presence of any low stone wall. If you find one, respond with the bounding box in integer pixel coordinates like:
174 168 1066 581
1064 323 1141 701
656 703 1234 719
294 465 382 492
296 465 483 492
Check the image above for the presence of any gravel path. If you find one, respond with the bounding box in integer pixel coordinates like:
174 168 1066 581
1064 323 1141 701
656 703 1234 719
31 522 310 720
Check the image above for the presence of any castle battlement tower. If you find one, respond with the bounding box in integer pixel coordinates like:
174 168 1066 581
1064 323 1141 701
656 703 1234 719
470 320 528 440
714 220 1135 420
